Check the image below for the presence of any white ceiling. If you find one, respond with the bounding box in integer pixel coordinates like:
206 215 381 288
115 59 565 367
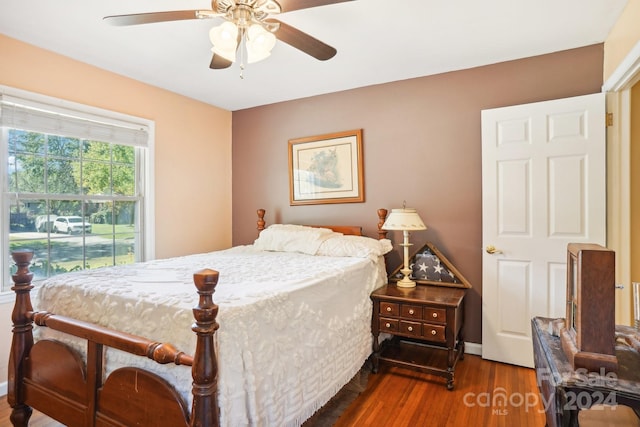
0 0 629 111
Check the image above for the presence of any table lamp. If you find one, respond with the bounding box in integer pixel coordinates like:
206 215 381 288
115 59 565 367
382 205 427 288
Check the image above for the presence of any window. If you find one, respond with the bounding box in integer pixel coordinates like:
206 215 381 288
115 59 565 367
1 88 154 295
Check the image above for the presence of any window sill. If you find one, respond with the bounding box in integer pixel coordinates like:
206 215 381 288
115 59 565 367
0 291 15 305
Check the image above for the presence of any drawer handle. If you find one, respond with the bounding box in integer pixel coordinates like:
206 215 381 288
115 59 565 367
432 312 438 318
386 307 392 312
385 323 391 328
407 326 413 332
408 309 414 315
431 330 437 335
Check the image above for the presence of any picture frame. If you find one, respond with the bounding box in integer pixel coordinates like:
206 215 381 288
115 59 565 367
388 242 472 289
289 129 364 206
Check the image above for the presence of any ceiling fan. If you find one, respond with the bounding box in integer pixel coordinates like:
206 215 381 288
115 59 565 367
104 0 353 70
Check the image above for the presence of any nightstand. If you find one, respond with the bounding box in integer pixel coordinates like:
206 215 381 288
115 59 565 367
370 284 466 390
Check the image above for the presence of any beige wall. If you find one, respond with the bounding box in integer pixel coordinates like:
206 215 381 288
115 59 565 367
232 44 604 345
604 0 640 81
0 34 233 386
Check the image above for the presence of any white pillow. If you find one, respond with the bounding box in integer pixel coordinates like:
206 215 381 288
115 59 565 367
253 224 338 255
316 235 393 258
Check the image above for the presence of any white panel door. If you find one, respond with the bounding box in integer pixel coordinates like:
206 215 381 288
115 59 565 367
481 93 606 368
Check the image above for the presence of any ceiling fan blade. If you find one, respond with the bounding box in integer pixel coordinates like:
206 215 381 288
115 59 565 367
104 10 206 26
210 54 233 69
276 0 355 13
269 20 336 61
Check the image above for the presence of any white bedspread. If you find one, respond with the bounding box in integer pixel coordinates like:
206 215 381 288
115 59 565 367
36 245 387 427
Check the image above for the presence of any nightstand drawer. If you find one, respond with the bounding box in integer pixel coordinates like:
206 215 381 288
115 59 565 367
425 308 446 323
380 302 399 316
423 324 446 342
379 317 399 333
400 320 422 337
401 304 422 320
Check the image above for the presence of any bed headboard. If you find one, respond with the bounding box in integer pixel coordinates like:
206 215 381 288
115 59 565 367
256 208 388 239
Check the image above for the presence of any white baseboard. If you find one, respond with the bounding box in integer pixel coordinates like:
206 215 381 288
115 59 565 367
0 381 7 397
465 341 482 356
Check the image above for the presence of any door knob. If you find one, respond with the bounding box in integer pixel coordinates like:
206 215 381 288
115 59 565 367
485 245 503 255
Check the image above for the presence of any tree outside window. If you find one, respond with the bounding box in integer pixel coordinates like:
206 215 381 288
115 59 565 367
6 129 142 282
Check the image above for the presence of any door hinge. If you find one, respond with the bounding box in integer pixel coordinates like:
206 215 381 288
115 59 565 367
606 112 613 127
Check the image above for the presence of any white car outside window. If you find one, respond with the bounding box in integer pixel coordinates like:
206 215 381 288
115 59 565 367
53 216 92 234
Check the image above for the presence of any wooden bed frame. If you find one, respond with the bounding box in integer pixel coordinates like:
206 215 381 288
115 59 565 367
7 208 389 427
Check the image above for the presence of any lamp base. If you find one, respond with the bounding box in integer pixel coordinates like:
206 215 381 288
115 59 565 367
396 276 416 288
396 266 416 288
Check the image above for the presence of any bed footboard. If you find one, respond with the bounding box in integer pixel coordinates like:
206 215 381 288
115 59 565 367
7 250 220 427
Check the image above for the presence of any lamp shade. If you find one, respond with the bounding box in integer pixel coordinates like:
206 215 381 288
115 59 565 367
382 208 427 231
210 21 239 62
246 24 276 63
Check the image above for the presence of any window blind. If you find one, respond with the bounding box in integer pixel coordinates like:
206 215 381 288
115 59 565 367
0 94 149 147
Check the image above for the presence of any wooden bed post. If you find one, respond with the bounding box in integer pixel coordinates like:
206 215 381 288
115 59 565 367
377 208 388 240
190 269 220 427
7 250 35 427
257 209 266 233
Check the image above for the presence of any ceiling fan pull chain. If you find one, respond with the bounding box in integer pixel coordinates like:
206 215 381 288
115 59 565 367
239 28 246 79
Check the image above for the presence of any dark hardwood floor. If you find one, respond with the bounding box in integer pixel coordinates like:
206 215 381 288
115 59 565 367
334 354 546 427
1 355 546 426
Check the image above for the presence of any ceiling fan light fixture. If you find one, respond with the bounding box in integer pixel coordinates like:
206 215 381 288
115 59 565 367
246 24 276 63
105 0 344 73
253 0 282 16
209 21 239 61
211 45 237 62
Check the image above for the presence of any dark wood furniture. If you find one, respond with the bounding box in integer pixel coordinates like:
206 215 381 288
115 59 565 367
7 209 389 427
560 243 617 372
8 249 217 427
532 316 640 427
370 284 465 390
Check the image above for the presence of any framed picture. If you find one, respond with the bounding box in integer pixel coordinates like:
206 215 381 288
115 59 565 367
288 129 364 206
389 242 472 289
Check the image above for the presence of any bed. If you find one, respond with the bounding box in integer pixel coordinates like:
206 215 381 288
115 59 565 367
7 208 391 427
